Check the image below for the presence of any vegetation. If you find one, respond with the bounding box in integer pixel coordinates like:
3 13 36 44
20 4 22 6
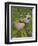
11 6 32 38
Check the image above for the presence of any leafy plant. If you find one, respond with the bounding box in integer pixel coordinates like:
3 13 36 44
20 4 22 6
11 6 32 38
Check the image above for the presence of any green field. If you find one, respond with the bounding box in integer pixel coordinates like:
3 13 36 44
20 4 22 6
11 6 32 38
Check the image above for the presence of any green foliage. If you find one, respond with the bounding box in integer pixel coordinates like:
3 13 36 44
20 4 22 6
11 6 32 38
